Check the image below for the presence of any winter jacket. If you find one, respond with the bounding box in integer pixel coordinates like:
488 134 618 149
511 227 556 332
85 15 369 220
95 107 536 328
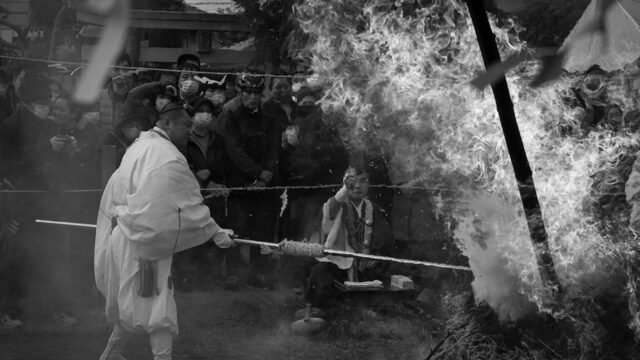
46 122 104 191
184 129 229 187
283 107 348 187
217 97 279 188
0 105 55 189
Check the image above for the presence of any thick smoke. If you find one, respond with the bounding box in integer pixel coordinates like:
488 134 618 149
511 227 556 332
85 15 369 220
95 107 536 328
293 0 637 320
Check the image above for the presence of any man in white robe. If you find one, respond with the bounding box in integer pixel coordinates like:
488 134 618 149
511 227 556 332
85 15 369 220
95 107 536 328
95 102 234 360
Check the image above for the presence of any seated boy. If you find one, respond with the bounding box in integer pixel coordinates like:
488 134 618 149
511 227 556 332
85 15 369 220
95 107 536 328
305 167 395 307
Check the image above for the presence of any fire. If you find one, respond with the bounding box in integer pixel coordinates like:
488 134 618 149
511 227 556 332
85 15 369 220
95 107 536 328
293 0 639 320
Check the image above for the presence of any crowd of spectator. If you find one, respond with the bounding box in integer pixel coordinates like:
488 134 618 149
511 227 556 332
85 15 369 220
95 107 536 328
0 53 365 328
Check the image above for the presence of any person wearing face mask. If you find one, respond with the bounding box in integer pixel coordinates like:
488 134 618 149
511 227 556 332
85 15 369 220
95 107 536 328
204 86 227 116
0 72 57 328
262 72 299 186
98 53 135 129
39 95 104 327
278 88 350 290
176 54 204 114
173 98 237 291
48 95 104 191
218 72 280 290
119 81 179 133
0 72 54 189
201 74 228 119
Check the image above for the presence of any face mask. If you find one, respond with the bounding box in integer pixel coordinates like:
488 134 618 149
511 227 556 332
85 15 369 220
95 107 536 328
155 98 170 113
193 112 213 127
180 79 200 96
206 93 226 106
32 104 50 119
291 82 304 93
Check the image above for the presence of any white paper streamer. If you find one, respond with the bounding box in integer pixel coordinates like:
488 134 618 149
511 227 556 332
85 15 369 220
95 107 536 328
279 188 289 218
73 0 130 104
470 0 616 89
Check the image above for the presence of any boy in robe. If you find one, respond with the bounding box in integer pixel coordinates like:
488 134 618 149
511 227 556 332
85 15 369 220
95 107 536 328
95 102 234 360
305 167 396 307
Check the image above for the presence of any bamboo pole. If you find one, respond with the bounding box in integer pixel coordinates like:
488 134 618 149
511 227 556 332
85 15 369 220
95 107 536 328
34 219 472 271
464 0 560 290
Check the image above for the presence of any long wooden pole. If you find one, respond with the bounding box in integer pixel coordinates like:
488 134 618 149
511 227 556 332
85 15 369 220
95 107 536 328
35 219 472 271
464 0 560 290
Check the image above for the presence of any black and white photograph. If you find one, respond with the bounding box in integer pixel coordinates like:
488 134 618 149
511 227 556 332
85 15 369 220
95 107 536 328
0 0 639 359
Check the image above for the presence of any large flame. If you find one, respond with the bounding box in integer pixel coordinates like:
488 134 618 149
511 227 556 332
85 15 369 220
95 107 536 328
294 0 638 320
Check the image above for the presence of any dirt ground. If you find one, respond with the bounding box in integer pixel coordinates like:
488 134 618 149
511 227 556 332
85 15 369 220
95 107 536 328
0 285 438 360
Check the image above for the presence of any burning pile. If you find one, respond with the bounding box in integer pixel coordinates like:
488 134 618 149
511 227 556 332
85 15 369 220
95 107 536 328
291 0 640 357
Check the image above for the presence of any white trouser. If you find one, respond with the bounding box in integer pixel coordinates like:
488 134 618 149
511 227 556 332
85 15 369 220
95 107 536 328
98 322 173 360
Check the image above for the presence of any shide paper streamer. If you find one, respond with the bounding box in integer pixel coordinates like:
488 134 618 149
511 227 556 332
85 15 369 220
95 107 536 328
73 0 130 104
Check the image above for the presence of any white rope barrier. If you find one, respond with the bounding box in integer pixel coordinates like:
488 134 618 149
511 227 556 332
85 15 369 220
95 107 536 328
0 55 333 80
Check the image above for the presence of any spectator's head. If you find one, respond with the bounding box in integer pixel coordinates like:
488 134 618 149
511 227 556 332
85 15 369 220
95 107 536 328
49 79 62 104
295 86 321 106
178 73 201 99
225 74 237 100
109 53 134 95
154 84 180 113
19 72 52 119
156 101 193 147
52 94 80 126
160 72 178 86
192 98 214 130
291 70 309 93
0 68 9 99
269 70 292 104
201 74 227 107
177 54 201 72
343 166 370 200
177 54 201 98
295 86 321 118
134 74 153 87
237 72 265 111
204 86 226 108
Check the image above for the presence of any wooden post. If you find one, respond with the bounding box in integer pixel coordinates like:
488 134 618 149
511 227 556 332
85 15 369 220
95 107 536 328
464 0 561 290
101 145 116 188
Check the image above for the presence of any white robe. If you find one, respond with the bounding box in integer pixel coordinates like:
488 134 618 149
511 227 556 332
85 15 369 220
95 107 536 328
94 127 231 335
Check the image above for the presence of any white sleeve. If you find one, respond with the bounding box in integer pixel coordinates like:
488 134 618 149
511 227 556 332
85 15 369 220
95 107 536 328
117 160 221 260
